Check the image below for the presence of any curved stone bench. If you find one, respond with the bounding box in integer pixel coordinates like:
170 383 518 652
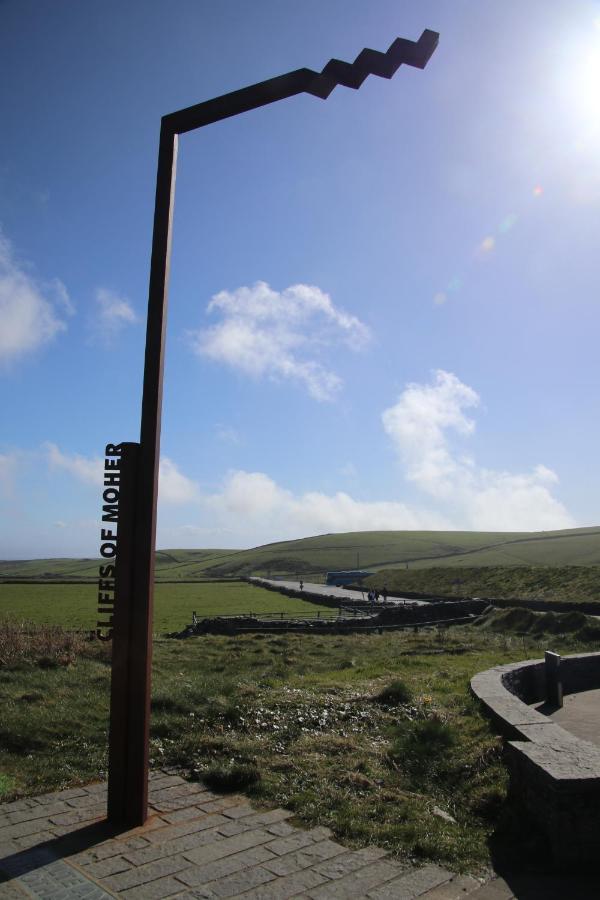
471 653 600 866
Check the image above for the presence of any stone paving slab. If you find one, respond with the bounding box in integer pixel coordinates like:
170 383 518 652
366 864 451 898
0 882 29 898
419 875 481 900
2 854 114 898
0 768 590 899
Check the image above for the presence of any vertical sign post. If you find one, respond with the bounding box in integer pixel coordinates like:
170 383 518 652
105 442 142 822
105 30 439 825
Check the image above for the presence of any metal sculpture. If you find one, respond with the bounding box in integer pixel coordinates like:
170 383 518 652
106 29 439 825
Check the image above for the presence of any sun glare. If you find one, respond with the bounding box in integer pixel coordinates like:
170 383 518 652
562 25 600 134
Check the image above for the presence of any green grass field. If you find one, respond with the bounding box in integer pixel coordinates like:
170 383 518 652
0 582 333 632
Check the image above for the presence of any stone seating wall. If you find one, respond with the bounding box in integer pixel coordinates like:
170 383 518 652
471 652 600 866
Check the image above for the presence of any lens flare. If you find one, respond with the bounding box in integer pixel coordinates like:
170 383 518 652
499 213 518 233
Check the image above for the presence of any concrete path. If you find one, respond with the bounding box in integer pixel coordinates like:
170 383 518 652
0 770 595 898
547 687 600 747
254 579 428 607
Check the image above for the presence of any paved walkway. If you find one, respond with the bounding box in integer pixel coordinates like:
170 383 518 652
0 771 595 899
547 687 600 747
254 580 428 607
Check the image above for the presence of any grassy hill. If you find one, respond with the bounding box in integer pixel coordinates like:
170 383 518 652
2 525 600 581
365 565 600 605
0 549 234 581
197 526 600 575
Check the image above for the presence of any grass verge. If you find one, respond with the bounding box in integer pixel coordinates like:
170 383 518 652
1 617 599 872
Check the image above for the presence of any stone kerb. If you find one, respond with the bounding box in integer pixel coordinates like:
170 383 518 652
471 652 600 866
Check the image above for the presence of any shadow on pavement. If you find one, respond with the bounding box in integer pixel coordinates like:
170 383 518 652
0 819 125 881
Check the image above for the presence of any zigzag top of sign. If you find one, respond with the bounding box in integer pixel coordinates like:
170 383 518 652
305 29 439 99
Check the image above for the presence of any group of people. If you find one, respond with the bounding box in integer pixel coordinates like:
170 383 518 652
367 586 388 605
296 578 389 605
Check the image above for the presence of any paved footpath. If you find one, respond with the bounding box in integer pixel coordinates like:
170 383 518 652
253 580 428 607
0 770 595 899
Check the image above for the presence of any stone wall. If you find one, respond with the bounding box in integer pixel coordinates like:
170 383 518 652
189 602 487 636
471 652 600 866
248 578 488 623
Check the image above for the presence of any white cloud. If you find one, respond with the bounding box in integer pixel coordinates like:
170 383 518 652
159 457 200 504
200 469 450 544
189 281 370 401
45 442 103 486
382 369 575 531
0 233 70 364
156 464 452 548
210 470 291 517
92 287 138 342
44 445 200 506
382 370 479 499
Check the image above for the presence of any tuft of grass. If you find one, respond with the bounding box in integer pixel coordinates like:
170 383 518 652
476 606 600 641
389 716 456 776
577 620 600 641
151 695 190 715
200 762 261 793
470 786 505 822
0 773 17 801
372 678 412 706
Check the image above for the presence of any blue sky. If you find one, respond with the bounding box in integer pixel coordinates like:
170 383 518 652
2 0 600 558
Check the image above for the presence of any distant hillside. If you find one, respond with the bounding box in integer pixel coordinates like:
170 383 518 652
365 565 600 605
198 526 600 576
2 525 600 581
0 549 233 581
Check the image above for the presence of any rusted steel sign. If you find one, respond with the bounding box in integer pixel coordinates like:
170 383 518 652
104 30 439 826
95 444 124 641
